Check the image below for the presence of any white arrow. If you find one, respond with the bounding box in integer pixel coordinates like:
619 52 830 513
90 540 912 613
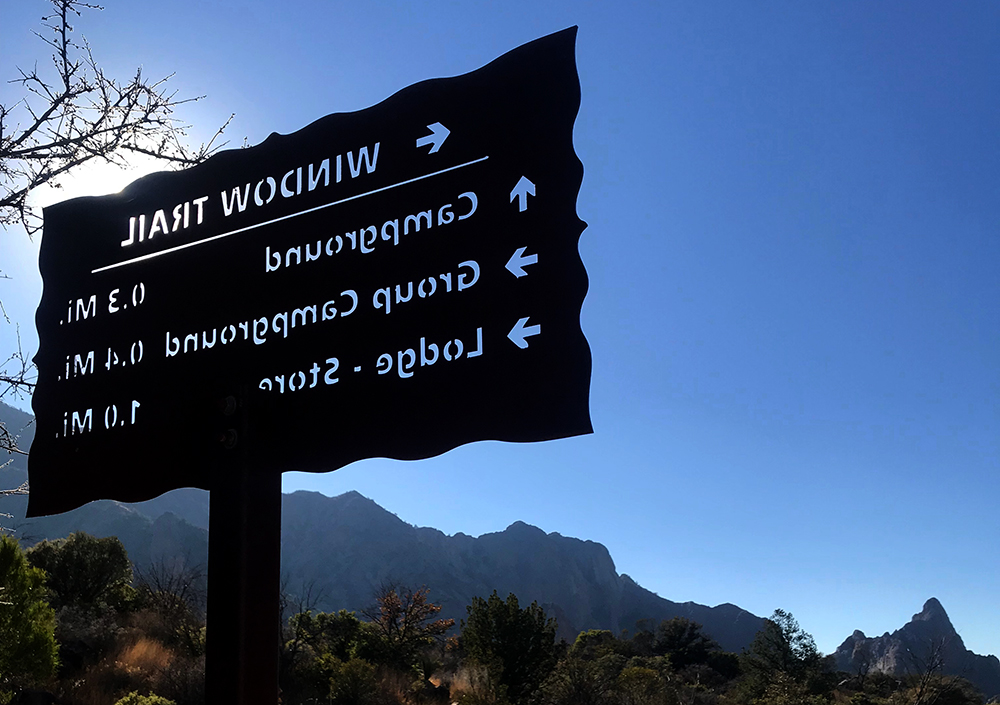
508 317 541 349
505 247 538 278
510 176 535 212
416 122 450 154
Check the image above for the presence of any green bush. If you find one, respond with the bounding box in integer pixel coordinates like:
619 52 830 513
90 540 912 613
330 657 378 705
615 665 670 705
113 692 177 705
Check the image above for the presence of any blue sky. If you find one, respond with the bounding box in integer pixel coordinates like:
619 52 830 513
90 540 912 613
2 1 997 658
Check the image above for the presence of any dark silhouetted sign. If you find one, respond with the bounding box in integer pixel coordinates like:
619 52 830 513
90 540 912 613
28 27 591 517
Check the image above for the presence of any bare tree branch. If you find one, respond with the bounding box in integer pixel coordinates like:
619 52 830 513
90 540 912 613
1 0 234 237
0 324 35 405
0 481 29 497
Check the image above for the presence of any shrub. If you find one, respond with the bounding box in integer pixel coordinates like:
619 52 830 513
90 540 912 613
113 693 176 705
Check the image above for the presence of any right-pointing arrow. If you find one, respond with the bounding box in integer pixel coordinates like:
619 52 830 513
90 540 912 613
508 317 541 349
510 176 535 212
506 247 538 278
416 122 450 153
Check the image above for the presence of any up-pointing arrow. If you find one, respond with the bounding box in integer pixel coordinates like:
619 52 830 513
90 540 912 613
508 317 541 349
505 247 538 278
416 122 450 153
510 176 535 212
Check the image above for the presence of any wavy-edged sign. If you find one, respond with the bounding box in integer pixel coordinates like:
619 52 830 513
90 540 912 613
28 27 591 517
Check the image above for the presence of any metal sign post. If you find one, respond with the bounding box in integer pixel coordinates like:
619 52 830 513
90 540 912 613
205 470 282 703
28 27 590 703
205 391 281 703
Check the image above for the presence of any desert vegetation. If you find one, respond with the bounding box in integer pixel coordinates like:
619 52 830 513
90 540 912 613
0 531 990 705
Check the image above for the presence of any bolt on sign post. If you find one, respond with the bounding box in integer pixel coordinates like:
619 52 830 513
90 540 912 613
29 27 590 704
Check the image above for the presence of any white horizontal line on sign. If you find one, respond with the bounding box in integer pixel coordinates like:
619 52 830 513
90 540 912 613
92 155 491 274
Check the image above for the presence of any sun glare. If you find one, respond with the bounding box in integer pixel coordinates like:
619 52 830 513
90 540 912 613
29 154 172 211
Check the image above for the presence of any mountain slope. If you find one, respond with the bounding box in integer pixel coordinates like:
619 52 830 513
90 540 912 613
278 489 763 650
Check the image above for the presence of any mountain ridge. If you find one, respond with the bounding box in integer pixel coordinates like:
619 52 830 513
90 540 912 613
3 476 763 651
276 489 769 650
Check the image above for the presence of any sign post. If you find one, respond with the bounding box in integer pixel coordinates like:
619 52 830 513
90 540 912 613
205 390 282 703
29 27 591 702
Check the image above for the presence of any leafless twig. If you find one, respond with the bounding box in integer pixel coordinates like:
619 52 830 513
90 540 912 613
1 0 234 237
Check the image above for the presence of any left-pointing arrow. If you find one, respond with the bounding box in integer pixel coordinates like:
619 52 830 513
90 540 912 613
508 317 541 349
416 122 450 154
506 247 539 278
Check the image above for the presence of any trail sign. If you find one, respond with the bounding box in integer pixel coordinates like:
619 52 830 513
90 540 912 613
28 27 591 517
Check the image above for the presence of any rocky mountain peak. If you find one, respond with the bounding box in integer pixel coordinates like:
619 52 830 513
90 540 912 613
505 520 547 536
913 597 949 623
834 598 999 700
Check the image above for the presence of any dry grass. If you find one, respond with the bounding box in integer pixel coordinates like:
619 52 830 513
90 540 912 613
448 664 504 705
117 638 173 674
64 637 176 705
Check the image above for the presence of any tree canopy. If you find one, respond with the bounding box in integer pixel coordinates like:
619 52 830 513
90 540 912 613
361 583 455 669
738 608 837 701
651 616 720 668
461 590 559 704
26 532 133 613
0 534 58 690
